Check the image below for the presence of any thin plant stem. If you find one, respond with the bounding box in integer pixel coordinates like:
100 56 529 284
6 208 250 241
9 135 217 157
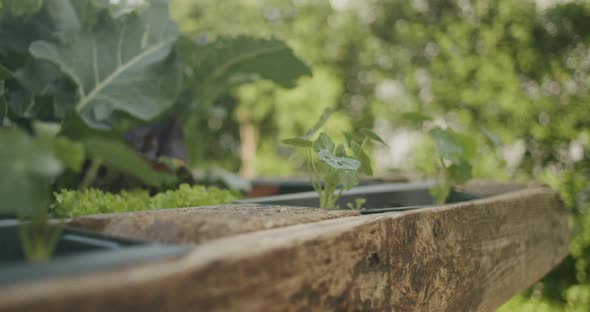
435 156 451 205
307 149 321 194
333 187 344 208
81 158 102 189
18 209 62 263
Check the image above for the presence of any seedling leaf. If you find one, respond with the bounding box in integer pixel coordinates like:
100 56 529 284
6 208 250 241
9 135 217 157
336 168 359 190
313 132 335 153
53 137 85 172
428 127 476 163
343 131 362 147
306 107 333 138
448 162 472 183
351 141 373 175
318 149 361 171
359 128 389 148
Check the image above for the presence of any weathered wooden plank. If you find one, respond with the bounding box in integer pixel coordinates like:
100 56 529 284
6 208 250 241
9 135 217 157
0 186 569 312
65 181 534 245
67 204 359 244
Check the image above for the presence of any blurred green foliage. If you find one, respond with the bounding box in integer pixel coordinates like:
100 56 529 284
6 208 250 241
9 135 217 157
0 0 310 261
0 0 310 216
171 0 590 309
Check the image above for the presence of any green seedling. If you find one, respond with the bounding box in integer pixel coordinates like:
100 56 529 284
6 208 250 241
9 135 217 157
18 212 62 263
347 198 367 210
283 108 388 209
401 111 477 204
428 126 477 204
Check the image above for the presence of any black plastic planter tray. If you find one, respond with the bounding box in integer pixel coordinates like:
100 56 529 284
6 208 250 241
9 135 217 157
0 220 191 286
237 182 479 214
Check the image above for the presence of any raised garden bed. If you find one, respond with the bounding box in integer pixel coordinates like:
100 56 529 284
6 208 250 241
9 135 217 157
0 220 190 286
0 181 570 312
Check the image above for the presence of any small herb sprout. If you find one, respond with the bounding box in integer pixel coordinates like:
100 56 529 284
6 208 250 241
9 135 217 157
428 126 477 204
283 108 388 209
347 198 367 210
401 112 477 204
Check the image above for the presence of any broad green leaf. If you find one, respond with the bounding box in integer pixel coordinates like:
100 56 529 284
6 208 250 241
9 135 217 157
359 128 390 148
180 36 312 110
336 168 359 190
45 0 81 41
53 137 85 172
32 121 85 172
0 128 63 217
28 152 63 177
317 149 361 171
448 162 473 184
282 137 312 148
351 141 373 176
12 61 62 96
451 132 477 160
29 1 181 128
306 107 333 138
429 128 461 162
343 131 362 147
0 0 70 59
59 112 123 141
428 127 477 163
83 137 173 186
106 0 150 18
313 132 335 153
2 59 68 120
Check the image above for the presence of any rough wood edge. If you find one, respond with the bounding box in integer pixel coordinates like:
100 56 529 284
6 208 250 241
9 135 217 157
66 204 359 245
0 186 570 312
64 181 539 246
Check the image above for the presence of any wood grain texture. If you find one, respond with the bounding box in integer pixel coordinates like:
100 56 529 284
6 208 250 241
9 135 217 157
64 181 532 246
67 204 359 244
0 186 569 312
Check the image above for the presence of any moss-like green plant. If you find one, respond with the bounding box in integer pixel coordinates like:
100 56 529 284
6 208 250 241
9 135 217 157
52 184 239 218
